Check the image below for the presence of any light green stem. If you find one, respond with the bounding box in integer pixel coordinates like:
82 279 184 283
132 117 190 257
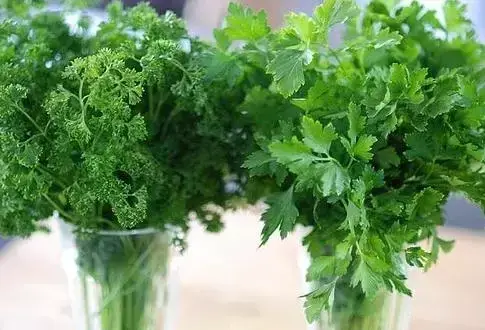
81 273 92 330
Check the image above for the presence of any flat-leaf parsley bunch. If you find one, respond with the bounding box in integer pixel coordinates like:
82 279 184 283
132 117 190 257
215 0 485 321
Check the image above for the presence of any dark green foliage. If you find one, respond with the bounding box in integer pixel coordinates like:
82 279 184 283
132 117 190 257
217 0 485 320
0 1 260 236
0 3 89 235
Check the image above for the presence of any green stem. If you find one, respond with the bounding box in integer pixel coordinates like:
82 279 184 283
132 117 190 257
41 193 74 222
357 49 366 74
160 56 193 82
59 86 82 103
78 78 92 139
21 132 43 145
126 286 132 329
89 129 103 153
315 155 339 163
36 164 68 189
146 86 168 136
153 93 168 121
346 158 355 169
81 272 93 330
161 107 183 139
329 48 342 66
14 104 53 144
148 85 154 118
423 159 436 182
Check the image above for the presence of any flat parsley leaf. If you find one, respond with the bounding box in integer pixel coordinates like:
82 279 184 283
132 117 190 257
444 0 473 35
351 256 384 298
352 135 378 161
304 282 336 323
302 116 337 155
285 12 316 44
243 150 273 169
319 162 350 197
269 136 316 173
267 48 312 97
231 0 485 320
224 3 270 42
292 79 327 111
260 186 299 244
375 147 400 169
347 102 365 143
314 0 359 42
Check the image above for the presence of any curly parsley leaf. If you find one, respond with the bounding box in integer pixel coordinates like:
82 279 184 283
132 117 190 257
0 1 263 238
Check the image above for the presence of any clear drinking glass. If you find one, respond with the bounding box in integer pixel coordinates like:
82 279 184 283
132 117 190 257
58 220 174 330
311 283 411 330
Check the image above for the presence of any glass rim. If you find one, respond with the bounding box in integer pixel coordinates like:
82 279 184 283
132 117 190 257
93 227 162 236
55 213 165 237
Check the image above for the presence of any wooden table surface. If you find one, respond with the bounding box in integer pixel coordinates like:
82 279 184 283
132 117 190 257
0 210 484 330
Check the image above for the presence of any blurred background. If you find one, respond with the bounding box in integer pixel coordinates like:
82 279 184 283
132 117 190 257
0 1 484 329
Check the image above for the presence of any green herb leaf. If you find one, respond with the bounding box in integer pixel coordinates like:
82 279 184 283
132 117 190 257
307 256 336 280
437 237 455 253
267 49 311 97
292 79 327 111
444 0 473 34
319 162 350 196
372 28 403 49
375 147 400 169
304 282 336 323
352 135 377 161
243 150 273 169
202 50 243 86
307 254 351 280
285 12 316 43
347 102 365 143
389 63 409 97
351 256 384 298
260 186 299 244
224 3 270 42
302 116 337 154
269 137 316 173
314 0 359 41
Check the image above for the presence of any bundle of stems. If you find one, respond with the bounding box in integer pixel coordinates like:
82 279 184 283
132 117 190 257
73 229 170 330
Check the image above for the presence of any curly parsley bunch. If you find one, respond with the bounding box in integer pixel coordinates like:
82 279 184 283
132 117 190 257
0 1 257 237
216 0 485 320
